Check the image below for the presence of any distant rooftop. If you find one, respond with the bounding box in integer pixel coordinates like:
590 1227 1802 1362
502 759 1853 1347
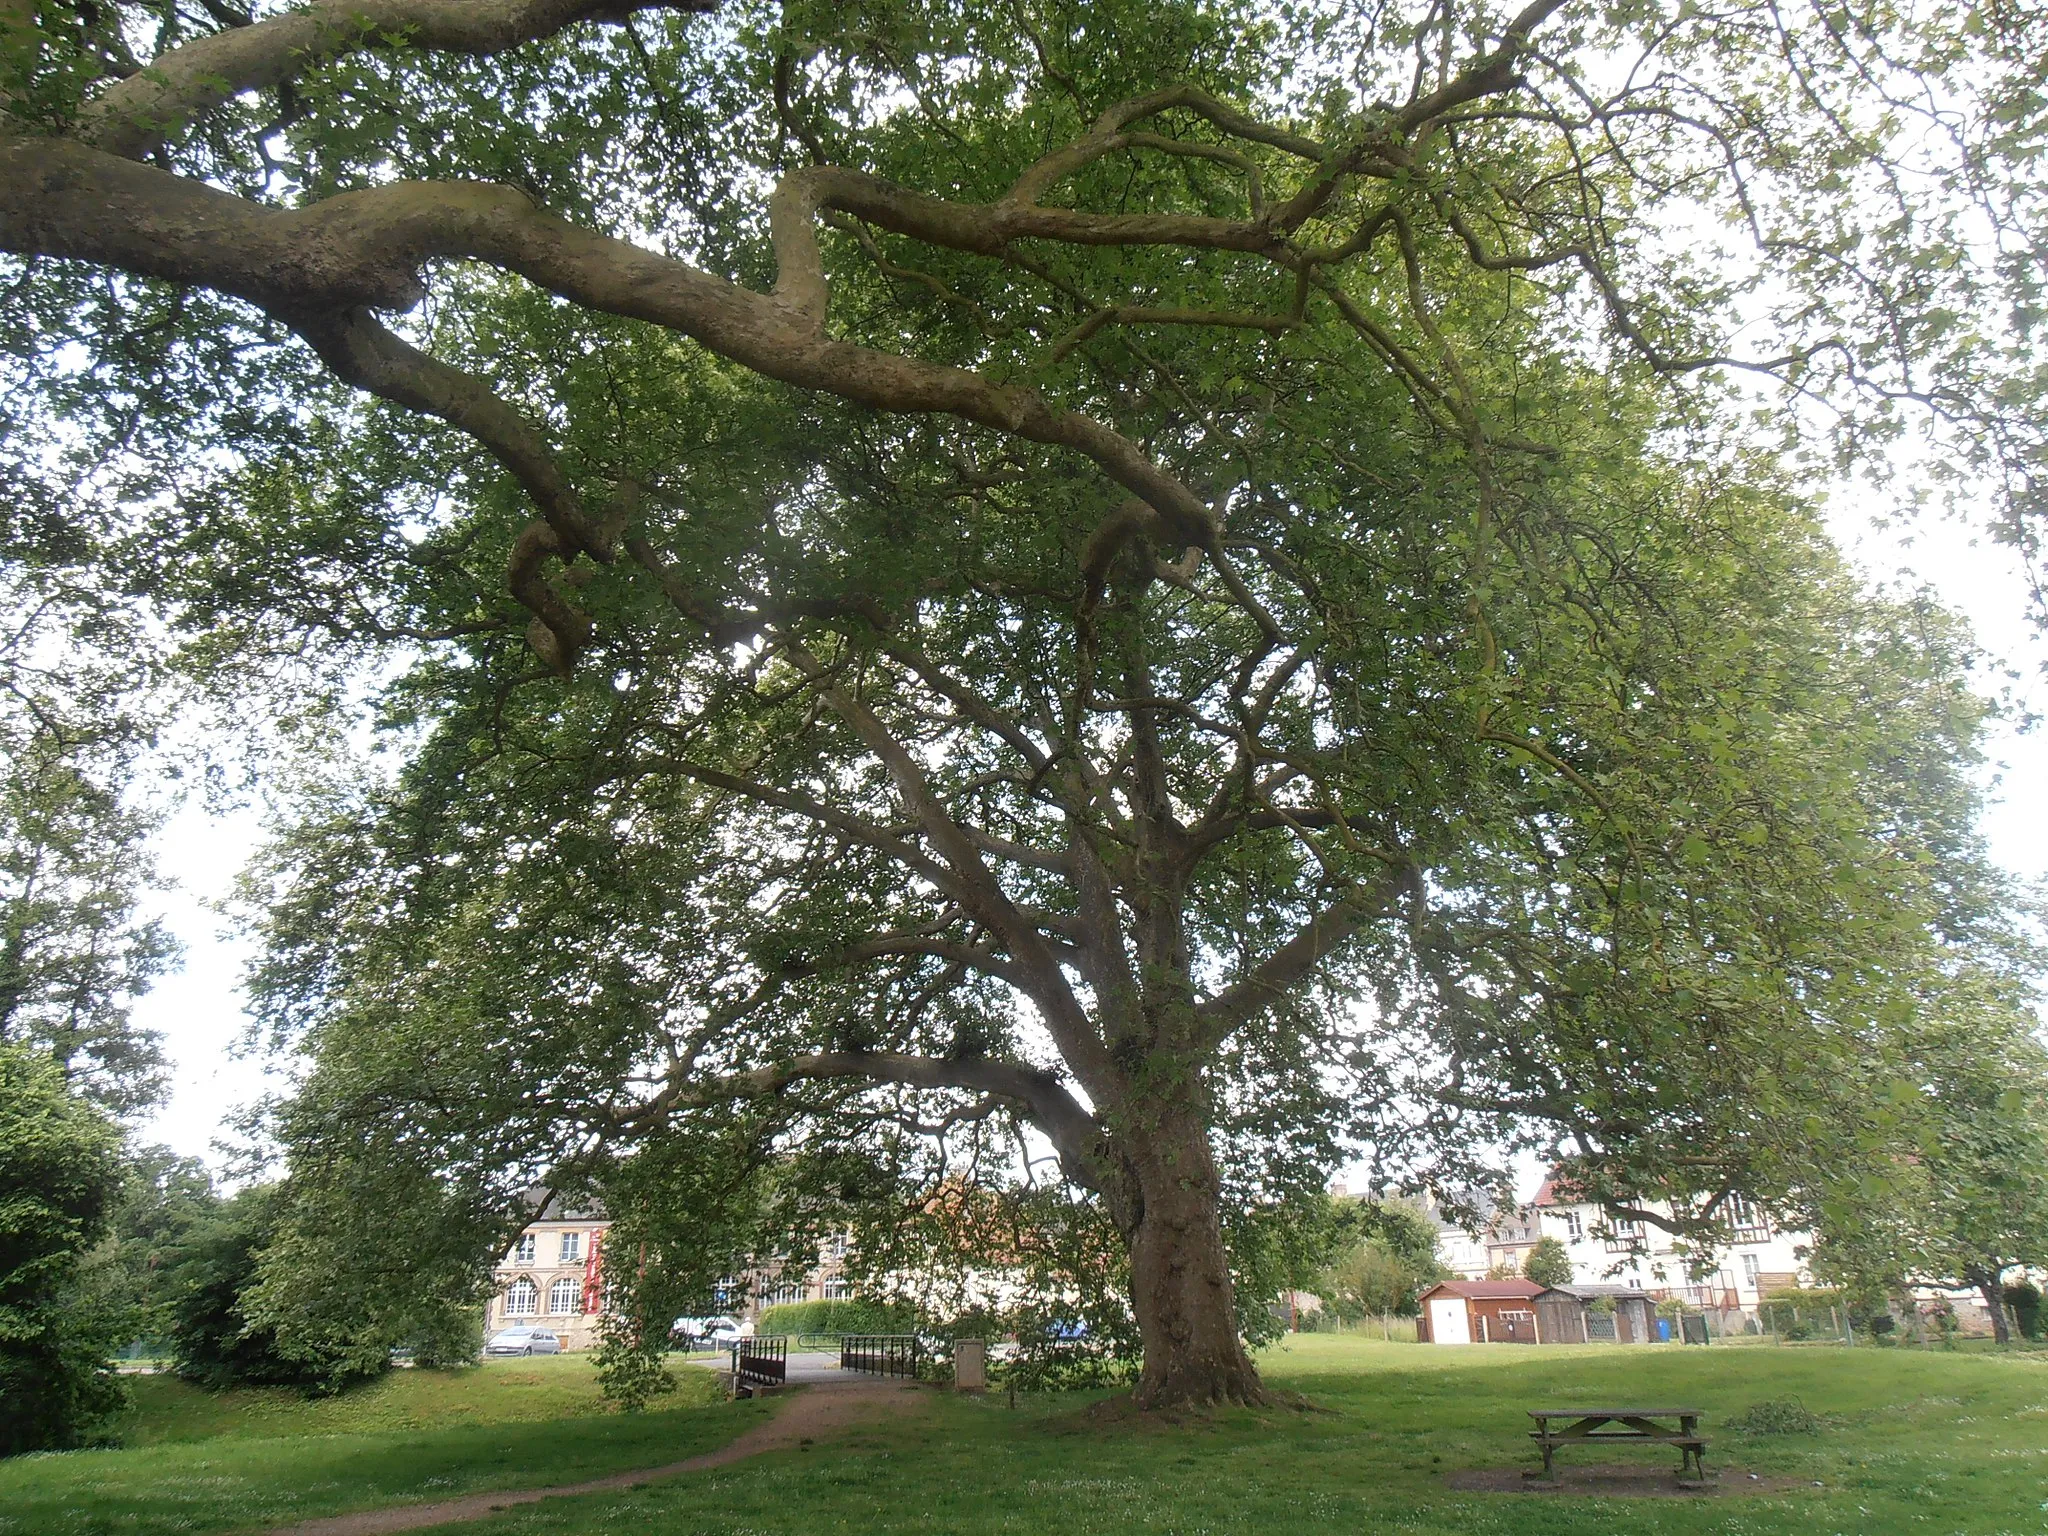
516 1186 608 1222
1419 1278 1548 1301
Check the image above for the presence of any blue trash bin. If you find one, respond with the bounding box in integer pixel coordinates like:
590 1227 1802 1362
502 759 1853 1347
1656 1317 1672 1342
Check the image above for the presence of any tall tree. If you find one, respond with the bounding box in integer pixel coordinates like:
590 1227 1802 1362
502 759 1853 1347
0 523 177 1116
0 1044 131 1454
1808 990 2048 1345
3 0 2041 1406
0 720 176 1114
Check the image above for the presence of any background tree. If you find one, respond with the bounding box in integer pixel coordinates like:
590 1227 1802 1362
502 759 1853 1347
3 0 2042 1407
1521 1237 1572 1289
1808 991 2048 1345
0 1045 131 1454
101 1148 224 1355
0 570 176 1117
1313 1201 1446 1322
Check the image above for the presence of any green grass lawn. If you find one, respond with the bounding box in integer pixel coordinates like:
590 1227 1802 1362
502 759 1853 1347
7 1341 2045 1536
0 1357 761 1536
458 1337 2048 1536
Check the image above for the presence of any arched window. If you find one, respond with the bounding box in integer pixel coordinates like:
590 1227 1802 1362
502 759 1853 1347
822 1277 853 1301
549 1277 582 1315
504 1278 538 1317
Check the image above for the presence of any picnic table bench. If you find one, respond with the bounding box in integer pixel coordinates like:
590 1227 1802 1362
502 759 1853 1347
1526 1407 1707 1483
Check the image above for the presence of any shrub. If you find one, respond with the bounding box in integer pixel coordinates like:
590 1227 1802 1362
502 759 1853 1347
754 1298 918 1337
0 1047 131 1455
1730 1397 1822 1435
1521 1237 1574 1288
2004 1280 2042 1341
165 1187 326 1391
991 1311 1135 1394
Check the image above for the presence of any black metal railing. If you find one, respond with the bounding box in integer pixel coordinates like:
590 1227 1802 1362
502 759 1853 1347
840 1333 921 1378
731 1334 788 1391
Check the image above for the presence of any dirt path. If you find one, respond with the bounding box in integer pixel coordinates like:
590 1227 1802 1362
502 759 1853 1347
254 1378 923 1536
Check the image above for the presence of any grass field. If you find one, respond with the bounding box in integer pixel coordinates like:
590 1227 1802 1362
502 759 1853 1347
441 1337 2048 1536
0 1357 758 1536
7 1339 2045 1536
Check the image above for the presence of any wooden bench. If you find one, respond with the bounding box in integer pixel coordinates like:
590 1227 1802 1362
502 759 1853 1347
1526 1408 1707 1483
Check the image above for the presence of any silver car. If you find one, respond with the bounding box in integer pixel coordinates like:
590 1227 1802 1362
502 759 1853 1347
484 1326 563 1356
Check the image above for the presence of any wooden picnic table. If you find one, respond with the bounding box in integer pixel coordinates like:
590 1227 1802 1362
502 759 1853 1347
1526 1407 1708 1483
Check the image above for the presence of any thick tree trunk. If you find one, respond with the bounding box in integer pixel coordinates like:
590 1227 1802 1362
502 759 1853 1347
1977 1274 2011 1345
1120 1108 1267 1408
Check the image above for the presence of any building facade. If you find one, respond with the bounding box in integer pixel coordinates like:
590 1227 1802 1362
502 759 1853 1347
487 1199 612 1350
485 1200 860 1350
1425 1171 1816 1321
1527 1172 1811 1315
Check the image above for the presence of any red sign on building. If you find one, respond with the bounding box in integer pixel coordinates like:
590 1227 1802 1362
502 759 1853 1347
583 1230 604 1314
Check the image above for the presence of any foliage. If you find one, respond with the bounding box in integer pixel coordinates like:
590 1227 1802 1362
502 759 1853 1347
1758 1288 1848 1343
6 0 2045 1406
578 1132 845 1404
1520 1237 1573 1289
159 1179 479 1395
101 1147 224 1353
1308 1195 1446 1320
0 1044 131 1455
2003 1280 2042 1341
1805 1003 2048 1344
1730 1397 1823 1435
1317 1241 1427 1320
0 734 176 1116
1326 1198 1444 1281
850 1177 1147 1378
163 1185 326 1392
755 1298 918 1337
0 553 178 1120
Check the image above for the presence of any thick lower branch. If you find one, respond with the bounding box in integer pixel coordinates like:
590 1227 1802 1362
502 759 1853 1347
642 1049 1106 1189
1 140 1221 552
80 0 715 160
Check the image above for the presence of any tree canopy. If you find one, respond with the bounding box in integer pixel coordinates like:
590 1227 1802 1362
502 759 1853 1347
0 1045 130 1453
3 0 2044 1405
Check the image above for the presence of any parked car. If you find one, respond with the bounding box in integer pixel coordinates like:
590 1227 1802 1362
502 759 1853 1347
671 1315 746 1349
484 1327 562 1356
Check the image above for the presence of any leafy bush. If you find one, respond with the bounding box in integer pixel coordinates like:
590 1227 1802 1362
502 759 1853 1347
165 1186 341 1392
1759 1285 1848 1341
754 1298 918 1337
990 1310 1136 1394
1729 1397 1822 1435
2004 1280 2042 1341
1319 1240 1429 1318
0 1047 132 1456
1521 1237 1573 1288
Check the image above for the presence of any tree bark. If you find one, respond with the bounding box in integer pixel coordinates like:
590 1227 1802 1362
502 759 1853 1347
1976 1273 2011 1345
1118 1103 1267 1408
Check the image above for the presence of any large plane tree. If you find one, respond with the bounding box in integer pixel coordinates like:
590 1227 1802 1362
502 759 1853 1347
2 0 2040 1405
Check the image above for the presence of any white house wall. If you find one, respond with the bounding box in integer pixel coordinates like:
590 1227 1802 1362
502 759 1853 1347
1532 1199 1812 1309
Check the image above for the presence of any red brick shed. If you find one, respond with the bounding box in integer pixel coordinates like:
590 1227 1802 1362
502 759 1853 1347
1416 1279 1549 1344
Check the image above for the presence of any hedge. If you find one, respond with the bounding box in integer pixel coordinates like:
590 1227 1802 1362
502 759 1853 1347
754 1298 918 1337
